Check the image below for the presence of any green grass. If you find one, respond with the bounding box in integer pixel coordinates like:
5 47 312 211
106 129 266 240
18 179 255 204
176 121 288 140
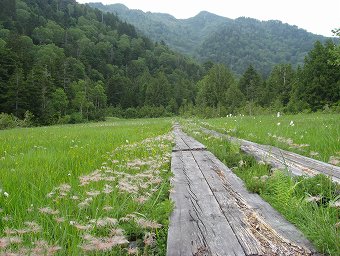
198 113 340 164
0 118 174 255
2 114 339 255
181 119 340 255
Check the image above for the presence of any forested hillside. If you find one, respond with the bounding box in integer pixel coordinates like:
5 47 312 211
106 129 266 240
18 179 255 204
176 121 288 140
0 0 203 125
0 1 339 128
90 3 331 76
89 3 227 55
196 18 326 75
194 40 340 118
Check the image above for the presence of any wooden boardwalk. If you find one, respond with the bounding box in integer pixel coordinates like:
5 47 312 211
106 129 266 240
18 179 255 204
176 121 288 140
201 127 340 184
167 125 318 256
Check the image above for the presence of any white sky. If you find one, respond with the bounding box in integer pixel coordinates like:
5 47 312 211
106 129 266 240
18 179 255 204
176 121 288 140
77 0 340 37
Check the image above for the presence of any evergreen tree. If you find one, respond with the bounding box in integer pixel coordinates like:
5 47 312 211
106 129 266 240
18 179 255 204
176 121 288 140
196 64 235 108
26 64 55 123
330 28 340 66
51 88 68 117
297 41 340 110
266 64 295 107
238 65 262 104
225 83 245 114
0 40 16 112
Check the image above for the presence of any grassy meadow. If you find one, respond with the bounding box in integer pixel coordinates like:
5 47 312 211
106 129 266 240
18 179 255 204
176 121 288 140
0 118 173 255
199 113 340 165
181 117 340 255
1 113 339 255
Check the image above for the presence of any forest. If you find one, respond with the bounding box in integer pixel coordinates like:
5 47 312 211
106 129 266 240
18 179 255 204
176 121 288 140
91 3 332 76
0 0 339 127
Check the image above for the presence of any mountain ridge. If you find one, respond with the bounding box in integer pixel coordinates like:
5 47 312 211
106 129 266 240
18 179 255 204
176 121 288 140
89 2 331 75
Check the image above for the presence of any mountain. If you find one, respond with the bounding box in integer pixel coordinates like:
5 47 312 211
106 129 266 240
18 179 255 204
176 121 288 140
0 0 203 124
89 3 331 75
89 3 227 55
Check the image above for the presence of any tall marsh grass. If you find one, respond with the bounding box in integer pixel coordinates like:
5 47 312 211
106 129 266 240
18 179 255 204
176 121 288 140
182 119 340 255
0 118 173 255
200 113 340 164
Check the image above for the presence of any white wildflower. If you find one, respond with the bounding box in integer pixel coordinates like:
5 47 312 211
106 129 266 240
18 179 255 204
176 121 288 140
305 195 322 203
329 200 340 208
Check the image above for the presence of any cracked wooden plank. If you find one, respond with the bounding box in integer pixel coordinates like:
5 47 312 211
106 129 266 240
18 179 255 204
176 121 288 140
195 150 317 255
173 124 206 152
201 127 340 183
192 150 263 255
167 150 246 256
168 127 319 256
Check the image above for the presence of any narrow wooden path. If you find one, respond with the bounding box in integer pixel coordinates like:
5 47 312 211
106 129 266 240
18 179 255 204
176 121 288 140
167 125 318 256
201 127 340 184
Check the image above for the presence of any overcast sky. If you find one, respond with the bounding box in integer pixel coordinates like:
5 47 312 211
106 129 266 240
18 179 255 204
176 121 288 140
77 0 339 37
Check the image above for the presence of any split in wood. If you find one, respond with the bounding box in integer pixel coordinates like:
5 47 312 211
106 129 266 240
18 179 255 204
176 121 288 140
167 126 318 255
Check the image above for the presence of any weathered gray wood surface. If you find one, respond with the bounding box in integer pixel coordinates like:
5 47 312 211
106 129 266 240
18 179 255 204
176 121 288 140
167 126 318 256
201 127 340 184
168 150 246 256
173 124 206 152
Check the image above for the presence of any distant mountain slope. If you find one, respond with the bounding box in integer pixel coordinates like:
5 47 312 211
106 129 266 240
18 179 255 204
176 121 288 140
0 0 203 124
196 17 327 75
89 3 227 55
89 2 331 75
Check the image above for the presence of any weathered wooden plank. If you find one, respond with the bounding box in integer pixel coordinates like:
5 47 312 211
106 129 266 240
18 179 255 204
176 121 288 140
173 124 191 151
173 124 206 151
201 127 304 176
168 152 208 255
167 150 246 256
169 127 319 255
173 132 190 152
240 144 309 177
202 150 317 254
191 150 264 256
182 134 206 150
201 127 340 183
279 149 340 179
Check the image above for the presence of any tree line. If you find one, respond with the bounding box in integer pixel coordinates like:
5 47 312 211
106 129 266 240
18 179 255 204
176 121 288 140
0 0 202 126
194 38 340 117
0 0 339 128
92 3 330 77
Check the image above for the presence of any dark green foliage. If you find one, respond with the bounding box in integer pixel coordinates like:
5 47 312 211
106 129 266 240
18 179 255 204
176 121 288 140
265 64 295 106
0 0 202 125
0 0 16 24
0 0 339 126
296 41 340 111
197 18 330 76
193 38 340 117
92 3 331 76
330 28 340 66
238 65 263 105
196 64 236 108
294 174 339 203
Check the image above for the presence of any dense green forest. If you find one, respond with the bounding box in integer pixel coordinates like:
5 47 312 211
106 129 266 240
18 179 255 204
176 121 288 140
0 0 203 125
0 0 339 128
91 3 332 76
